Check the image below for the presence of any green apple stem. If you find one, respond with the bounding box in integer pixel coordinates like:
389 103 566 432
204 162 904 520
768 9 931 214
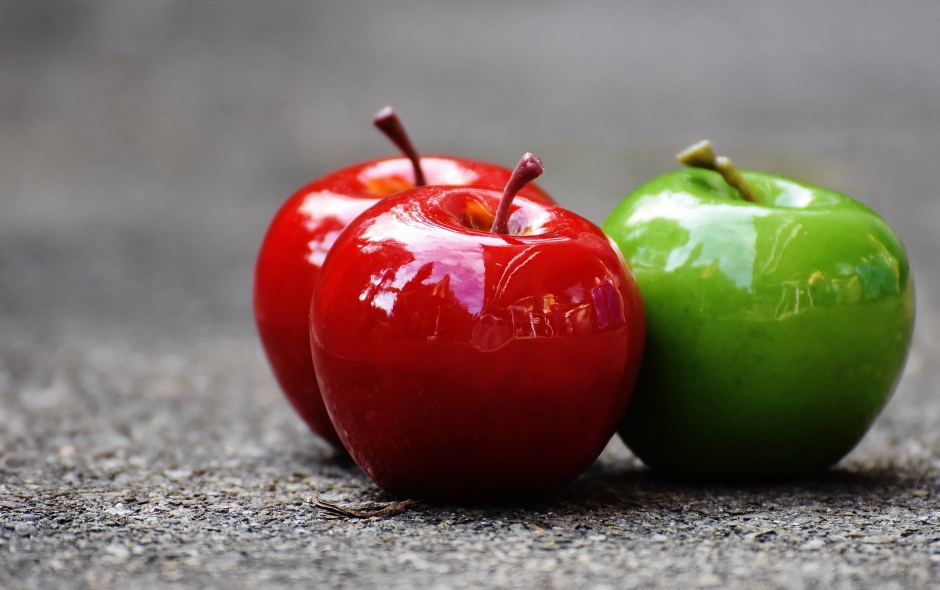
373 106 426 187
491 153 544 234
677 140 759 203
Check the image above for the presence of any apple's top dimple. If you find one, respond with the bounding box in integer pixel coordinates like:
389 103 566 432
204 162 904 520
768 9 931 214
671 168 872 214
350 185 602 266
357 157 482 196
438 188 557 238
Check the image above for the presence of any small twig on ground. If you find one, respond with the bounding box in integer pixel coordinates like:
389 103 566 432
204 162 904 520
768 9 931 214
311 497 419 519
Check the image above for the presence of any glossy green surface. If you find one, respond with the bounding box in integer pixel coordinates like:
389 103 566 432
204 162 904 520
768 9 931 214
603 169 914 479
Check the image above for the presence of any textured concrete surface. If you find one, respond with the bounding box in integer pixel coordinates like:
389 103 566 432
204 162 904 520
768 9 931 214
2 2 940 588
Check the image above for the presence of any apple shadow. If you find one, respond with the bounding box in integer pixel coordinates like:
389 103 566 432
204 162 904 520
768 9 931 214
289 433 933 520
529 461 933 517
401 461 934 521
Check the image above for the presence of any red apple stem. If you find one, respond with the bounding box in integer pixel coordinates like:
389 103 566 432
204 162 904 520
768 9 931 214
677 140 759 203
373 106 426 187
491 153 544 234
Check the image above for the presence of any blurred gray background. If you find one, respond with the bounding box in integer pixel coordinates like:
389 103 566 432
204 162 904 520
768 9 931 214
3 1 939 341
2 2 940 588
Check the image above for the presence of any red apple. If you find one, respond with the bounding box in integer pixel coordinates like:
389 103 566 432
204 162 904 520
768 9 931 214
254 109 554 447
310 154 645 500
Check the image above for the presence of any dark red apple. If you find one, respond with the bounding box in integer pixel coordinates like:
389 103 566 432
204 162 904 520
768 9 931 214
254 109 553 447
310 154 645 500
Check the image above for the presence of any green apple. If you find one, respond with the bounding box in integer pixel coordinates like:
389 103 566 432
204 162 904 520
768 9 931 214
603 141 914 479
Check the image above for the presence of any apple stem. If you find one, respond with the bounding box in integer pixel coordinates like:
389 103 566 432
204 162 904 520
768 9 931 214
373 106 426 187
677 140 759 203
491 153 544 234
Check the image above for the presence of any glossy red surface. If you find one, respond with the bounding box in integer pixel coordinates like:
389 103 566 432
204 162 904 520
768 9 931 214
253 156 553 447
310 187 645 501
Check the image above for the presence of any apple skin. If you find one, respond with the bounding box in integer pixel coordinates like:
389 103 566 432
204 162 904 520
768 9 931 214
254 156 554 448
309 186 645 501
602 168 914 480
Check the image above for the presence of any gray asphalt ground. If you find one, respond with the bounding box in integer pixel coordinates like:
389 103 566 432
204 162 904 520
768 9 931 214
2 2 940 588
